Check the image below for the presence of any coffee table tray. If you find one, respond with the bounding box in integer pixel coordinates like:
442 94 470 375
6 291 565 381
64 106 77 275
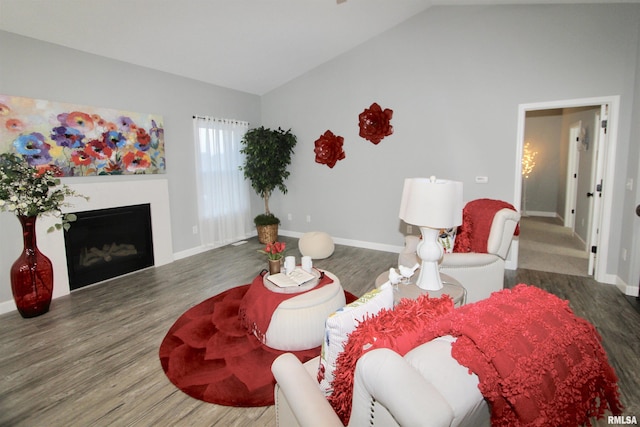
263 268 321 294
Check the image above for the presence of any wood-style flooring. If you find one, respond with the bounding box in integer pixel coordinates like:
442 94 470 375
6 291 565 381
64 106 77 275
1 236 638 426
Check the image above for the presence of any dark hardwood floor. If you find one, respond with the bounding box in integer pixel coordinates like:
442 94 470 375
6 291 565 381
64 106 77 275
625 294 640 315
1 236 638 426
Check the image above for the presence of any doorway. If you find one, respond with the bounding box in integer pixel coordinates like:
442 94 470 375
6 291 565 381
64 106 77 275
514 96 619 284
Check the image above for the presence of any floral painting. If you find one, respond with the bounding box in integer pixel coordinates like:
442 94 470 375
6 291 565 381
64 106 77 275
0 95 165 176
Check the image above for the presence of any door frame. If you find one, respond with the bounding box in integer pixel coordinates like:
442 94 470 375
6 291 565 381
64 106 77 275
514 96 620 284
565 121 582 230
587 107 608 275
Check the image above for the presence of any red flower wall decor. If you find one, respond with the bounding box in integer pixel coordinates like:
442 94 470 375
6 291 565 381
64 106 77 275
314 130 345 168
358 102 393 145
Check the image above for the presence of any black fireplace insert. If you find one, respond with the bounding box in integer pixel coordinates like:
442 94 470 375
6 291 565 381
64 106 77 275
64 204 154 290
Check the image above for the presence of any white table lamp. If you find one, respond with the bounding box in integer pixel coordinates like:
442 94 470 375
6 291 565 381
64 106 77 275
399 176 463 291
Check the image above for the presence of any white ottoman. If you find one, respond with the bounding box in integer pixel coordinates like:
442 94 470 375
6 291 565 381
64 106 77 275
298 231 335 259
265 271 345 351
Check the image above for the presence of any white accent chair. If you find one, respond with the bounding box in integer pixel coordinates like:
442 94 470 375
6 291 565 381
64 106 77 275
272 336 490 427
399 207 520 303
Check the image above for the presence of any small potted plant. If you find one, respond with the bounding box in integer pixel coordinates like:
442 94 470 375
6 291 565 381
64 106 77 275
259 241 287 275
240 126 297 243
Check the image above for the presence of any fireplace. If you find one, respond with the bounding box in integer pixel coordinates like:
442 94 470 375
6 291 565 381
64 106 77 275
64 204 154 290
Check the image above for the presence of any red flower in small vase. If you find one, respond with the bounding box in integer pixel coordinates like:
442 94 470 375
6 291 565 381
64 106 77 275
260 241 286 260
314 130 346 168
358 102 393 145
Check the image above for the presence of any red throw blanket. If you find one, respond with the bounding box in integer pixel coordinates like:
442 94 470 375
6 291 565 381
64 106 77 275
329 285 622 426
432 285 622 426
238 271 333 343
454 198 520 253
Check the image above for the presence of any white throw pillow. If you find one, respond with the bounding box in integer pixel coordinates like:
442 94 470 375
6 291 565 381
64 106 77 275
317 285 394 396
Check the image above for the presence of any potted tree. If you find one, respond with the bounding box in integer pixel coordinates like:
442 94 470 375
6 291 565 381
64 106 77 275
240 126 297 243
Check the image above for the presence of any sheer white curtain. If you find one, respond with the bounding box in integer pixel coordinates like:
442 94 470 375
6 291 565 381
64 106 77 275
193 116 252 248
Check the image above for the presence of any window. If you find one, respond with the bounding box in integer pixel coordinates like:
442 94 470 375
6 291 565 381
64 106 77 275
193 116 252 247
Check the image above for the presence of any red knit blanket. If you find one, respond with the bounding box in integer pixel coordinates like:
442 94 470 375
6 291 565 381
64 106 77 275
433 285 622 426
454 198 520 253
328 285 622 426
238 271 333 343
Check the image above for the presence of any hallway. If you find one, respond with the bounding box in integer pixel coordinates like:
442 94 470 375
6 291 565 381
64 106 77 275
517 216 589 277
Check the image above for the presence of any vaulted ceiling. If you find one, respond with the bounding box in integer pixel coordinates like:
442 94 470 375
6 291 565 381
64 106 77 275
1 0 637 95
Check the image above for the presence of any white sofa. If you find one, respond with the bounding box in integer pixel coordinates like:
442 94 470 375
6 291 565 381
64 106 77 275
272 335 490 427
399 207 520 304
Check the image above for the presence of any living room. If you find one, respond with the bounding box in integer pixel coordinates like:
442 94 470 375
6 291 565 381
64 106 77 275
1 2 639 425
1 2 640 313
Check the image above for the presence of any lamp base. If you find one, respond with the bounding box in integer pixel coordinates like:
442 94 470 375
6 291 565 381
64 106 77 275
415 227 444 291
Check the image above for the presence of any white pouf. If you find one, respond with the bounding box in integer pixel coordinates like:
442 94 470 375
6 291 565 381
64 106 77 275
265 272 345 351
298 231 335 259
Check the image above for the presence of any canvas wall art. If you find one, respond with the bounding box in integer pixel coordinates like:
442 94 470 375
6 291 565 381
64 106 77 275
0 95 165 176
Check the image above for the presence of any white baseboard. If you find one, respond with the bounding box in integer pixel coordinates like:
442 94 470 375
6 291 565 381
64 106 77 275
616 276 640 297
596 272 617 285
173 232 258 260
279 229 403 254
0 299 17 316
173 245 210 260
523 210 558 218
167 230 404 264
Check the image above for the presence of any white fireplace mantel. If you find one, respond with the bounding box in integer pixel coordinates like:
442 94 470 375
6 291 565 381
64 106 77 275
0 178 173 314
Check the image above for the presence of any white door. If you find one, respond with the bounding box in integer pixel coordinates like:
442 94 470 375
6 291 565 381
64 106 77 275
564 121 582 230
587 104 609 276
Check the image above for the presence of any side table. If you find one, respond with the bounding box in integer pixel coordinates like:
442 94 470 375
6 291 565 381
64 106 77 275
375 270 466 307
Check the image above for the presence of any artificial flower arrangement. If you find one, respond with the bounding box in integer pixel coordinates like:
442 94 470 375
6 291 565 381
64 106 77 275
259 241 287 260
0 152 87 231
358 102 394 145
314 130 346 169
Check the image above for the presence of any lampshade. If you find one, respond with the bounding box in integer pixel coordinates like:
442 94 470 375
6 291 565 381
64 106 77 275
399 177 463 228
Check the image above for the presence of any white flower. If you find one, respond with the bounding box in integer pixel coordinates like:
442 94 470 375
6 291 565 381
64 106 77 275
0 152 86 220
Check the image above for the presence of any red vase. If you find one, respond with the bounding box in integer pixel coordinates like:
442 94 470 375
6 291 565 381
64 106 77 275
10 215 54 318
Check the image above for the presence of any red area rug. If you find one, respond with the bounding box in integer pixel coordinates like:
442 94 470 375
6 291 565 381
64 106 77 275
159 284 355 407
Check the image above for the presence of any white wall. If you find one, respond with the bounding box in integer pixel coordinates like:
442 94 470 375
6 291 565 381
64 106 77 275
261 4 640 288
523 110 563 215
621 22 640 295
2 4 640 308
0 30 261 307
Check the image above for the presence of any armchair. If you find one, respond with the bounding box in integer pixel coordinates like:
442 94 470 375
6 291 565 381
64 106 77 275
399 199 520 303
272 336 490 427
272 284 621 427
